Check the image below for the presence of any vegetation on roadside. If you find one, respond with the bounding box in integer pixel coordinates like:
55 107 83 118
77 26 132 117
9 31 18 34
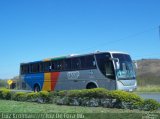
136 85 160 92
0 88 159 111
0 79 7 88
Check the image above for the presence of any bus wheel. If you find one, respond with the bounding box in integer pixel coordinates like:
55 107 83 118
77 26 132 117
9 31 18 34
86 83 97 89
34 84 40 92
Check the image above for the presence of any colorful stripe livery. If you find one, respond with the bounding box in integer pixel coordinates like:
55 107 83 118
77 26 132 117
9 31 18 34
42 72 60 91
23 72 60 91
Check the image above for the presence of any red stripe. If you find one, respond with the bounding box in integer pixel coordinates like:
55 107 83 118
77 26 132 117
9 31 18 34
51 72 60 91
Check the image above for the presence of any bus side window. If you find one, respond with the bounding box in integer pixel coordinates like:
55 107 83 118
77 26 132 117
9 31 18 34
51 61 55 71
21 65 28 74
21 65 24 74
64 59 71 70
80 56 86 69
85 55 96 69
59 60 64 70
54 60 63 71
30 64 33 73
39 63 44 72
72 58 81 70
30 63 40 73
26 65 30 74
43 61 51 72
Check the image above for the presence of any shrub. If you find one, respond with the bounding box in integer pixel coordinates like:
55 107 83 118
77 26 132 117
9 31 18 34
0 89 3 98
54 88 147 110
56 96 70 105
56 90 68 97
110 90 142 103
48 91 59 103
0 89 12 100
57 88 110 99
107 90 143 109
78 88 110 98
13 92 27 101
26 92 39 102
0 88 159 111
140 99 160 111
38 91 50 103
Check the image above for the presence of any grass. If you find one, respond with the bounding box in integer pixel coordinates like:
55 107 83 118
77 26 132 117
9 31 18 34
136 85 160 92
0 100 160 119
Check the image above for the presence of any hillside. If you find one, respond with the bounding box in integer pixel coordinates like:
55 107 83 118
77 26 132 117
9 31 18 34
136 59 160 86
137 59 160 77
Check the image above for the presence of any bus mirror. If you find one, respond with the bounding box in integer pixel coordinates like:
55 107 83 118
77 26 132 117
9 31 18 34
110 58 118 62
116 62 120 69
110 58 120 69
133 60 138 69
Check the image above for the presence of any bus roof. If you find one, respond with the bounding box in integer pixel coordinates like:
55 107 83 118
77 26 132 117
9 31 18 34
21 51 129 64
107 51 129 55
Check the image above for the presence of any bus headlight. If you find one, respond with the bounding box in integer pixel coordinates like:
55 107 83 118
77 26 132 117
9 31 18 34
116 81 124 90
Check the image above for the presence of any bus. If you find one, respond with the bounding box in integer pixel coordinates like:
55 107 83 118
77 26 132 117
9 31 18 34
20 51 137 92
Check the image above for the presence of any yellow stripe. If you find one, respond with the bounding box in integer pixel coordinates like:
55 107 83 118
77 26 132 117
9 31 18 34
42 73 51 91
43 58 51 61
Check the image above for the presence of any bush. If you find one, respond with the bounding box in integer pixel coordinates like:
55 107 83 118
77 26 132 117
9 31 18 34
108 90 143 109
110 90 142 103
48 91 59 103
0 89 3 98
37 91 50 103
0 89 12 100
57 88 110 99
53 88 151 110
0 88 159 111
13 92 27 101
140 99 160 111
24 91 50 103
26 92 39 102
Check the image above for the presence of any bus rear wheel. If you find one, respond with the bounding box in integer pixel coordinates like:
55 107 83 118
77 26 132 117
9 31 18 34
86 83 97 89
34 84 40 92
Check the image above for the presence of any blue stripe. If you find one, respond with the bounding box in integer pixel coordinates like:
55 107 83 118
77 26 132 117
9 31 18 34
24 73 44 90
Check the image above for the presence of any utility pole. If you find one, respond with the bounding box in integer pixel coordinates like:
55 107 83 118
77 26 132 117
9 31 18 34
159 25 160 41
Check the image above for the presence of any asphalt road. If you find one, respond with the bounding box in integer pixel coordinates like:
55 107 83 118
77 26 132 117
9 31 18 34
11 89 33 93
138 93 160 102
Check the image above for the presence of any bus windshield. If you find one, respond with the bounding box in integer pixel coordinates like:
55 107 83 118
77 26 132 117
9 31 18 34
112 53 136 80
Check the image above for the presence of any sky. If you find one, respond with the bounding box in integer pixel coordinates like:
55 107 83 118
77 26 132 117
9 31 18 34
0 0 160 79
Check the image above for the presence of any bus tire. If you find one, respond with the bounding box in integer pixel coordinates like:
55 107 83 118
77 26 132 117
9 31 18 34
86 83 97 89
34 84 40 92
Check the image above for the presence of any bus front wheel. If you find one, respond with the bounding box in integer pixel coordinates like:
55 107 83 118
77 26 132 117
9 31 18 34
86 83 97 89
34 84 40 92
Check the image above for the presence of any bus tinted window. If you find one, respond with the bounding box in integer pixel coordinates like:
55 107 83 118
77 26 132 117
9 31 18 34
72 58 81 70
43 62 51 72
53 60 63 71
85 55 96 69
64 59 71 70
21 55 96 74
60 60 64 70
39 63 44 72
21 64 29 74
80 57 86 69
31 63 40 73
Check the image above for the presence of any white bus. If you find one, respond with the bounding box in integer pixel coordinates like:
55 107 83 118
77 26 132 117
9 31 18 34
20 51 137 92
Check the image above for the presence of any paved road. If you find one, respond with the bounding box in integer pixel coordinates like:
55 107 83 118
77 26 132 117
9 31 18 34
11 89 33 93
138 93 160 102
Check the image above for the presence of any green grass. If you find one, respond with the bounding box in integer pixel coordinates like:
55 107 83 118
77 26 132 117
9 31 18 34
0 100 160 119
0 99 145 113
136 85 160 92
